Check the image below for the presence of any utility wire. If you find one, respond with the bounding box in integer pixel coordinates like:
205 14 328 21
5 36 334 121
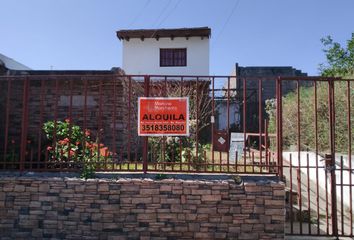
149 0 173 38
156 0 181 28
152 0 172 28
128 0 151 28
214 0 240 43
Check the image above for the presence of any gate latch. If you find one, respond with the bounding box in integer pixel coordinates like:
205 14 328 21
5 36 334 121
324 154 336 173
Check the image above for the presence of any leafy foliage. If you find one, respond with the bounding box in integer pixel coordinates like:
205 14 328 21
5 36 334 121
319 33 354 78
148 136 208 170
43 119 112 178
267 34 354 154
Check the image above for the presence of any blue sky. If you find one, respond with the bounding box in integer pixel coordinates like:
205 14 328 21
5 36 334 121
1 0 353 75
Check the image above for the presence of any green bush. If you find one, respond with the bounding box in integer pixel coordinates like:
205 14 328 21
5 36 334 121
267 34 354 154
267 81 354 154
43 119 112 178
148 136 208 170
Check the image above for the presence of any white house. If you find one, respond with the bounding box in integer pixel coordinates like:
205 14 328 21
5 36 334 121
116 27 210 75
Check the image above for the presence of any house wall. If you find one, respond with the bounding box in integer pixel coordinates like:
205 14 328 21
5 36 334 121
234 65 308 102
122 37 209 75
0 174 285 239
230 65 309 132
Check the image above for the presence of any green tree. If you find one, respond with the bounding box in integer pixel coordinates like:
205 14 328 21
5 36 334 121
268 34 354 154
319 33 354 77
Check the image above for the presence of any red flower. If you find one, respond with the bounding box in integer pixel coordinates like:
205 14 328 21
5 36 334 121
85 129 90 137
100 147 108 156
63 138 70 143
76 141 80 146
65 118 70 123
47 146 53 151
69 150 76 156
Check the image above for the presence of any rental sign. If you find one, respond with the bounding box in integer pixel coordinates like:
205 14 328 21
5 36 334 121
138 97 189 136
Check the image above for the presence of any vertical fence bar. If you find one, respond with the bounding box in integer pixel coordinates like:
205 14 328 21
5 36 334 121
162 77 167 168
112 75 117 169
97 78 103 165
243 78 247 172
328 79 338 237
290 153 294 234
296 80 302 234
340 156 344 235
234 77 239 170
20 77 30 171
128 76 132 163
162 137 165 169
212 77 215 172
297 157 303 234
37 79 45 169
69 79 74 124
82 76 88 167
83 77 88 132
3 77 11 165
235 150 238 172
307 153 311 234
276 77 279 175
196 77 199 172
347 80 352 236
142 76 149 174
180 77 184 170
325 156 329 235
227 77 230 172
26 83 32 170
314 80 320 235
276 77 283 178
67 79 74 164
258 78 263 173
164 76 167 95
53 78 60 169
265 119 268 172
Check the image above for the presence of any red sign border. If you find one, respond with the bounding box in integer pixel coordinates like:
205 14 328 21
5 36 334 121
138 97 189 137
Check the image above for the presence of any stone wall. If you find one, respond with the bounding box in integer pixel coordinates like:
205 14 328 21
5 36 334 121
234 64 308 102
0 174 285 239
230 64 310 132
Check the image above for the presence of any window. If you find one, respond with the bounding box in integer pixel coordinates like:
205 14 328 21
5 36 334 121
160 48 187 67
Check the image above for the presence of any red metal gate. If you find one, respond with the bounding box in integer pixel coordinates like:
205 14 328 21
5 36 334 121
1 74 353 237
277 77 354 238
0 74 278 175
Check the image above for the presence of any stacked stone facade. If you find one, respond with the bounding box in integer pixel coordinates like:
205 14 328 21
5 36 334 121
0 174 285 239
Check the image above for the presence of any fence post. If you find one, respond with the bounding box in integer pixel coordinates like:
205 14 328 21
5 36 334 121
20 77 30 172
276 77 283 179
328 79 338 238
142 76 150 174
